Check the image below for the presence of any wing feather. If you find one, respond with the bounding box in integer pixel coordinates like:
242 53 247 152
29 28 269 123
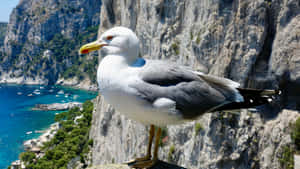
130 60 241 119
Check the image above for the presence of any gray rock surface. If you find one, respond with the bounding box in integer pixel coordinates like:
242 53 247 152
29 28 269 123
295 154 300 169
90 0 300 169
88 160 186 169
32 102 82 111
88 164 130 169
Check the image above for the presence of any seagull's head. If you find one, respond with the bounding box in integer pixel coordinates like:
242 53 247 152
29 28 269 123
79 26 140 63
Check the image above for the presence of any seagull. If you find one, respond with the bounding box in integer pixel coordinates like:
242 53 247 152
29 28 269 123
79 27 279 168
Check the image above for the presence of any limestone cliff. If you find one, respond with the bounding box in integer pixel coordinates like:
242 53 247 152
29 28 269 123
90 0 300 169
0 0 101 89
0 22 7 47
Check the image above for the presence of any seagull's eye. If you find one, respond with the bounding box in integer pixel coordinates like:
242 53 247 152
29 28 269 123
106 35 114 40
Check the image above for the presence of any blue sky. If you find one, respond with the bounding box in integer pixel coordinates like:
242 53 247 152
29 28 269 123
0 0 20 22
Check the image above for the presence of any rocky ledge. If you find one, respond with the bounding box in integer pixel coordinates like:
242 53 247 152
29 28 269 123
88 161 186 169
56 77 98 91
32 102 82 111
88 164 131 169
23 123 60 152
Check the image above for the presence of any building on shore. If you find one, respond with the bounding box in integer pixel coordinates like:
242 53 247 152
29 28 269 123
11 160 25 169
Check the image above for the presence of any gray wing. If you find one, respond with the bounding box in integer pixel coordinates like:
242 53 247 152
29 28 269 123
130 60 241 119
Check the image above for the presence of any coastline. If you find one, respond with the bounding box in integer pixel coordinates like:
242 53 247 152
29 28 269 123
10 100 95 169
0 84 97 169
9 99 95 169
11 123 60 169
0 76 98 92
23 122 60 151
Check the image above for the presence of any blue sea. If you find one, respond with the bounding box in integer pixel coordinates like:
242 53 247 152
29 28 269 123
0 84 97 169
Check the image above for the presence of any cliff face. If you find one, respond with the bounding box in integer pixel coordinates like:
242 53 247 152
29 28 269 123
0 0 101 89
0 22 7 47
90 0 300 169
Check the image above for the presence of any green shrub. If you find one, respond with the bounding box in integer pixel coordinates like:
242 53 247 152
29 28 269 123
279 146 294 169
196 30 204 44
171 41 180 55
23 101 94 169
83 100 93 114
159 127 168 147
196 36 201 44
168 145 175 162
291 117 300 152
88 139 93 146
195 122 203 135
20 152 36 163
190 31 194 40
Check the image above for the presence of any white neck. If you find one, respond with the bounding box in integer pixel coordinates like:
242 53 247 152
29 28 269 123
97 54 132 92
122 53 138 66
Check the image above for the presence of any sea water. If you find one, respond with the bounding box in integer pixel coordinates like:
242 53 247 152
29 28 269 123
0 84 97 169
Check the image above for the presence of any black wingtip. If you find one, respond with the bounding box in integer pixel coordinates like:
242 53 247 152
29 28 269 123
215 88 281 111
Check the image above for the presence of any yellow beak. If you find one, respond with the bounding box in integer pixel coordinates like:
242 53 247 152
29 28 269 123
79 41 107 54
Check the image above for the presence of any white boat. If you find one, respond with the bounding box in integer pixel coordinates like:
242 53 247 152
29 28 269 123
33 91 41 95
58 90 64 94
17 92 22 95
26 131 32 135
27 94 33 97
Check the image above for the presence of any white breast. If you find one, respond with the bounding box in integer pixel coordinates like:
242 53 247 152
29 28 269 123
97 55 184 126
101 87 184 126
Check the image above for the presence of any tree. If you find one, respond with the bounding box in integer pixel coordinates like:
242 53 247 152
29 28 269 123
20 152 36 163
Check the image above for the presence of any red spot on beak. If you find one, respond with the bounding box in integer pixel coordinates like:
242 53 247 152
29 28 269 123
81 49 89 54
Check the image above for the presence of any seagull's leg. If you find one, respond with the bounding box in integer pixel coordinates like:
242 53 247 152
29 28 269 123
135 125 155 161
129 127 161 168
145 125 155 159
152 127 162 162
127 125 155 165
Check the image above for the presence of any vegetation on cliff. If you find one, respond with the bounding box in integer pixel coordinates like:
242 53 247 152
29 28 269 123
292 117 300 152
279 117 300 169
4 25 99 84
17 100 94 169
39 26 99 83
0 0 101 85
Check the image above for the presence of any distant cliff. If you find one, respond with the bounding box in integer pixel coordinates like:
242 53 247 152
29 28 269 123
0 22 7 47
90 0 300 169
0 0 101 90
